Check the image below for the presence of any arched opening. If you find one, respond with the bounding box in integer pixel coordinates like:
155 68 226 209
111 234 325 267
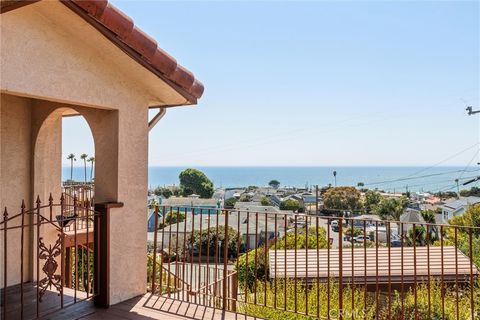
33 107 95 202
33 107 96 302
62 114 95 185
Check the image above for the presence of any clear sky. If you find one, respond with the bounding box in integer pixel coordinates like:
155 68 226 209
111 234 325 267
63 0 480 167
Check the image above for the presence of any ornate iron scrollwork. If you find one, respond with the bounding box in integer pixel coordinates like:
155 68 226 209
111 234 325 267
38 234 63 301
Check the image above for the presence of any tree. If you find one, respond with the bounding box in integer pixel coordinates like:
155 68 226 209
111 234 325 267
323 186 361 214
406 225 427 246
190 226 240 259
152 186 176 199
364 190 382 214
160 210 186 228
319 185 332 195
268 180 280 189
279 199 300 211
445 204 480 267
260 197 271 206
434 191 458 199
67 153 76 182
87 156 95 181
179 168 214 198
372 196 408 221
80 153 88 183
344 227 363 238
224 197 237 209
459 187 480 197
420 210 438 243
333 170 337 186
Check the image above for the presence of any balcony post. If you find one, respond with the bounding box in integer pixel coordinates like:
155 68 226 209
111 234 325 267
94 202 123 308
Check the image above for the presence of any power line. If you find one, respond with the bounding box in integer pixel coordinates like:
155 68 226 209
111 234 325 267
363 168 480 187
394 143 480 181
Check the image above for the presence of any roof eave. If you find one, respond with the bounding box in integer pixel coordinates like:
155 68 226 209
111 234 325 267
62 0 200 105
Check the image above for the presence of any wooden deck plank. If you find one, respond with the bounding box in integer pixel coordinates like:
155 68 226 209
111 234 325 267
79 294 264 320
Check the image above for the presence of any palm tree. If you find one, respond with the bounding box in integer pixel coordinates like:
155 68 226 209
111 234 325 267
420 210 438 243
333 170 337 187
406 225 427 246
67 154 76 182
80 154 88 183
87 156 95 182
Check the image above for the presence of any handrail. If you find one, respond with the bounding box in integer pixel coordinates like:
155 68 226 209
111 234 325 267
148 254 191 291
195 270 237 295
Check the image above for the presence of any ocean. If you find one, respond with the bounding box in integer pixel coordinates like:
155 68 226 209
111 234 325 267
62 166 480 193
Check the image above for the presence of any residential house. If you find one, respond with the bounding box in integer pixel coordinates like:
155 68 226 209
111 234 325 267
162 196 219 214
440 196 480 223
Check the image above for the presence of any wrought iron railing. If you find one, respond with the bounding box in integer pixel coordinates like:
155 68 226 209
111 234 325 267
0 194 102 319
148 206 480 320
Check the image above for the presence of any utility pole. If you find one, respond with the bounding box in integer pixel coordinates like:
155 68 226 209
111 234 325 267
466 106 480 116
455 178 460 198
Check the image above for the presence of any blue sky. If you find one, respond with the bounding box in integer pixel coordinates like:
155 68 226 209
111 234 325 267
63 0 479 167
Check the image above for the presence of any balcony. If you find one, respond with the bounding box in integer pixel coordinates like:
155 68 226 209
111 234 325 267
1 199 479 319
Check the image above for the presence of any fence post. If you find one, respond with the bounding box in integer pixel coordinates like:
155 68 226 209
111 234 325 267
222 210 229 310
231 272 238 312
94 202 123 308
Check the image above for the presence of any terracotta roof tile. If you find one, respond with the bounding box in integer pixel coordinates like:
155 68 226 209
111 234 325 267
171 65 195 90
98 3 133 38
123 26 157 60
72 0 107 19
70 0 203 101
149 48 177 77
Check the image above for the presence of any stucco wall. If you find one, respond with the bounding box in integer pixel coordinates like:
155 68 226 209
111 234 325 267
0 94 33 287
0 0 204 303
0 1 158 304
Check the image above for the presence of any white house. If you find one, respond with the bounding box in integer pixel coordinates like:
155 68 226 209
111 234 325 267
440 196 480 223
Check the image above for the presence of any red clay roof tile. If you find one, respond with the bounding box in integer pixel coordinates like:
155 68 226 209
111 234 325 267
98 3 133 39
191 80 205 99
72 0 107 19
123 26 157 60
71 0 203 101
150 48 177 77
171 65 195 90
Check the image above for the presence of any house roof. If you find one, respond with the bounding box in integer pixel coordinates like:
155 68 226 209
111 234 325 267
269 247 478 284
162 197 218 207
1 0 204 103
442 196 480 211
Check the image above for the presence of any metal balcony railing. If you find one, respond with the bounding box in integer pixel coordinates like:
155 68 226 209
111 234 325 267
148 206 480 320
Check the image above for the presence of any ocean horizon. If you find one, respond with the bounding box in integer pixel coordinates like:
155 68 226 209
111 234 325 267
62 166 480 193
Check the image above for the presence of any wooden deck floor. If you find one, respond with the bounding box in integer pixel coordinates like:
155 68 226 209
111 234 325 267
70 294 263 320
1 283 262 320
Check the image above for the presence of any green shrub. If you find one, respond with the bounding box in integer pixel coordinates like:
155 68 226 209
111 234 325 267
280 199 300 211
386 279 479 319
239 279 376 320
160 210 186 228
224 197 237 208
261 196 271 206
190 225 240 259
236 226 328 290
237 246 269 290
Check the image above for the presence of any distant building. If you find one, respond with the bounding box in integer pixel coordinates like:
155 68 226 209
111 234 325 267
162 196 219 214
400 208 425 234
440 196 480 223
152 211 289 250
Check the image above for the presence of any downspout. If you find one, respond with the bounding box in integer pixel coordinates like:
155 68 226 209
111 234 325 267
148 107 166 131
